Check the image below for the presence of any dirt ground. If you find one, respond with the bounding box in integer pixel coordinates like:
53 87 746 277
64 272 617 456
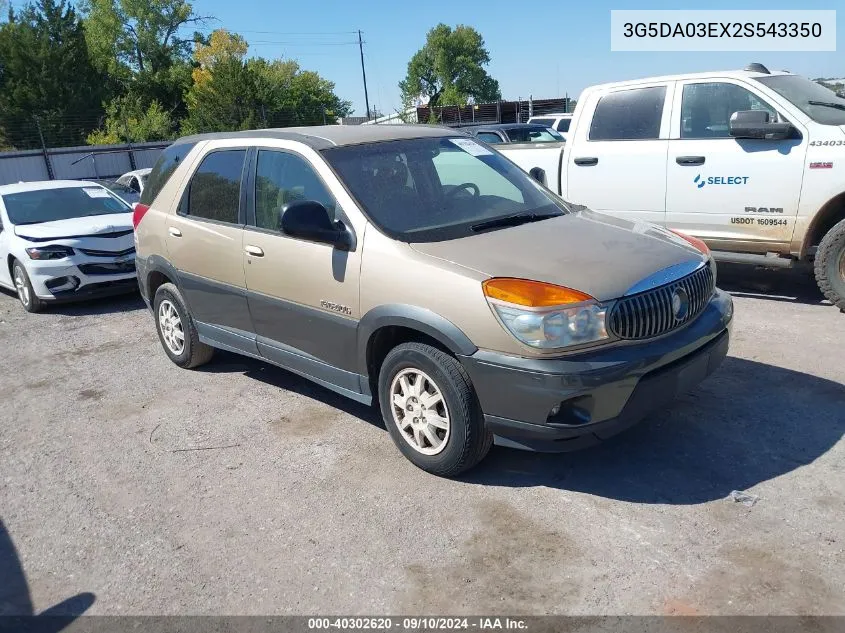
1 264 843 616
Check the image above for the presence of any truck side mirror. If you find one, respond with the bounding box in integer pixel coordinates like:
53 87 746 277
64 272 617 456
729 110 792 141
529 167 546 185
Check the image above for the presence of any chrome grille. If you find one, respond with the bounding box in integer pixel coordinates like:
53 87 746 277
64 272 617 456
609 264 715 340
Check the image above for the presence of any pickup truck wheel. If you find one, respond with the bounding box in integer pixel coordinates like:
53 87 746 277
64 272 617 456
814 218 845 312
153 282 214 368
379 342 493 477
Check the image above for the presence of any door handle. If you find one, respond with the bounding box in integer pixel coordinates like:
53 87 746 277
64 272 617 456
244 245 264 257
574 157 598 166
168 227 182 237
676 156 705 166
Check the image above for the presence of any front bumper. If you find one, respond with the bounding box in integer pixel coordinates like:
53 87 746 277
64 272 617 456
458 289 733 452
29 258 137 301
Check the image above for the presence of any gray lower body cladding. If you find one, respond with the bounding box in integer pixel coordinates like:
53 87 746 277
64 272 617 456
458 289 733 452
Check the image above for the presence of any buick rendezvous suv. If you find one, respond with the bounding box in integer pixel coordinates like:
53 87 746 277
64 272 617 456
134 125 733 476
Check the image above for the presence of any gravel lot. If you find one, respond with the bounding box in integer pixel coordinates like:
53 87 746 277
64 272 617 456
1 265 843 616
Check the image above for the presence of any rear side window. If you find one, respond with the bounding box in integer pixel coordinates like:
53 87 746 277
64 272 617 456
556 119 571 133
529 118 554 126
185 150 246 224
141 142 196 205
476 132 503 144
589 87 666 141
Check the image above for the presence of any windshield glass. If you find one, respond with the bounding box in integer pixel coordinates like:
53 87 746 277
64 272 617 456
506 127 563 142
2 186 130 225
756 75 845 125
322 136 567 242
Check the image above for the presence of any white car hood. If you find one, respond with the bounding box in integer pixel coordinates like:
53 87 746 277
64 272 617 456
14 213 133 240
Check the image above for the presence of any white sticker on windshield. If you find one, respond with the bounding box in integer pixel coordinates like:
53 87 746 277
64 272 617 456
83 187 111 199
449 138 493 156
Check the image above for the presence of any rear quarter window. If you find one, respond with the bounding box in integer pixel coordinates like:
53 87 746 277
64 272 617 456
141 142 197 206
589 87 666 141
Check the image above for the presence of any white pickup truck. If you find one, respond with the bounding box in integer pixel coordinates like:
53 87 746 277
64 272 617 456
499 63 845 310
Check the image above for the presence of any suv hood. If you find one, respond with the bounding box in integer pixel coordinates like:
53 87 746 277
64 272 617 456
410 210 707 302
14 213 133 241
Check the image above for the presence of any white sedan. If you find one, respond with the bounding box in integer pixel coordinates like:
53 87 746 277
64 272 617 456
115 168 151 197
0 180 138 312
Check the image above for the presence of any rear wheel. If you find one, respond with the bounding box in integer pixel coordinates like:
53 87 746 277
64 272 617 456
153 282 214 368
378 342 493 477
814 218 845 312
12 261 44 313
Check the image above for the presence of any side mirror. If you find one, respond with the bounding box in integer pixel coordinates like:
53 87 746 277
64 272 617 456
280 200 354 250
529 167 546 185
729 110 791 140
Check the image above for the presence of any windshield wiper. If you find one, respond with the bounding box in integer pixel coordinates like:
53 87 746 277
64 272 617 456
808 100 845 111
471 210 560 233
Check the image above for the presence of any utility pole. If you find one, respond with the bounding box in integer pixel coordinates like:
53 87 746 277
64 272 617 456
358 30 371 120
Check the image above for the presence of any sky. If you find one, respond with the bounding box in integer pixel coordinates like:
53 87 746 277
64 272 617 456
129 0 845 116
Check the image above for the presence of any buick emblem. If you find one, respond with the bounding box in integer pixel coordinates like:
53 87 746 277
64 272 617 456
672 287 690 320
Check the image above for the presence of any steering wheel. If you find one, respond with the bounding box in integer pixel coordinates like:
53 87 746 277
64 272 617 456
445 182 480 198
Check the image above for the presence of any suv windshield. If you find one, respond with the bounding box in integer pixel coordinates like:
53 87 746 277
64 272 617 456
2 186 130 225
756 75 845 125
505 127 564 143
322 136 566 242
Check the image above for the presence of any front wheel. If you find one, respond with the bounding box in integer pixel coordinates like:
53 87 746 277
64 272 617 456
814 218 845 312
12 261 44 313
378 342 493 477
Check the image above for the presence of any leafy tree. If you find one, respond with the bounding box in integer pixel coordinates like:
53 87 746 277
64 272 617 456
0 0 109 149
182 56 259 133
399 24 500 110
86 94 174 144
81 0 208 114
192 28 247 87
183 32 352 133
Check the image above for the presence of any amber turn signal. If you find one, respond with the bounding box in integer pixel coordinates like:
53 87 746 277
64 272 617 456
482 278 594 307
669 229 710 255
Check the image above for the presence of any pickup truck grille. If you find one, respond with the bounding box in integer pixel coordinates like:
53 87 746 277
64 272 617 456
609 264 715 340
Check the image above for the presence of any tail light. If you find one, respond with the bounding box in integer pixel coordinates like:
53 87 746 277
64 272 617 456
132 203 150 229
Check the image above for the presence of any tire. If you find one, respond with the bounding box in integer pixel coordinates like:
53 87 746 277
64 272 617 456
12 260 45 313
153 282 214 368
814 218 845 312
378 342 493 477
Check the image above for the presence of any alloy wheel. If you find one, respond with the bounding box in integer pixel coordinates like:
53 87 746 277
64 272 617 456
13 266 30 308
158 299 185 355
389 368 450 455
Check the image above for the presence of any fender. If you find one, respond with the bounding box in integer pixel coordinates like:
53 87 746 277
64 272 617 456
137 253 181 305
356 304 477 376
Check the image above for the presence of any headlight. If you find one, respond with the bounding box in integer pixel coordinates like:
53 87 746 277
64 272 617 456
483 278 609 350
25 245 74 260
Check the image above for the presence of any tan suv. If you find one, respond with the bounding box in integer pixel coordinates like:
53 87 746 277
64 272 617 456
133 125 733 476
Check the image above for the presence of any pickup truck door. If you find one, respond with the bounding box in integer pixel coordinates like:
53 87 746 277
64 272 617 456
565 82 673 225
665 79 807 250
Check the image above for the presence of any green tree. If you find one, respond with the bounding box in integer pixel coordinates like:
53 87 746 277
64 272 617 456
0 0 109 149
81 0 208 115
86 94 174 144
182 56 259 133
182 32 352 133
399 24 501 110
